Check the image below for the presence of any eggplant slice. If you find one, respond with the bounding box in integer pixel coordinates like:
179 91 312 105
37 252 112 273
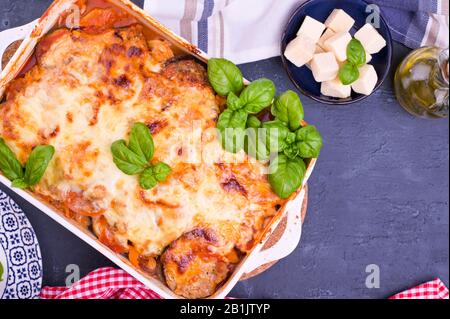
161 228 232 299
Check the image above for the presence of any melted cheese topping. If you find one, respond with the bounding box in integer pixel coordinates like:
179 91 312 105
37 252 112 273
0 25 285 258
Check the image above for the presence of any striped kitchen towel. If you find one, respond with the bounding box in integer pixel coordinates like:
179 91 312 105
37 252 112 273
143 0 449 64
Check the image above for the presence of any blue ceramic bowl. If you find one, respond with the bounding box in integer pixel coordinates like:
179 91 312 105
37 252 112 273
281 0 393 105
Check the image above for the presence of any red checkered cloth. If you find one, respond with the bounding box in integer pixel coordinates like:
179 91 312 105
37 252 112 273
389 278 449 300
40 267 161 299
40 267 449 299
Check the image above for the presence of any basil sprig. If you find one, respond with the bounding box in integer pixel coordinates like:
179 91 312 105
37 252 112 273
247 90 322 198
111 123 171 190
339 38 366 85
264 123 322 198
0 138 55 189
207 59 323 199
208 58 276 154
263 107 322 198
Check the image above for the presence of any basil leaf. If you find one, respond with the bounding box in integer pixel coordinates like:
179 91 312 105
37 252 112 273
23 145 55 186
217 109 248 130
283 144 300 159
347 38 366 67
296 125 323 158
139 167 158 190
283 132 301 159
139 162 171 190
111 140 147 175
262 120 290 154
246 115 261 128
217 109 248 153
11 179 28 189
152 162 172 182
219 127 247 154
285 132 296 144
245 127 270 161
128 123 154 161
241 79 276 114
271 90 304 131
207 58 244 96
339 62 359 85
227 92 243 111
0 138 24 181
268 154 306 199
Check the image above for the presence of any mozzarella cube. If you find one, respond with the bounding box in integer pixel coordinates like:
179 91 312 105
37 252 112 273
321 78 351 98
310 52 339 82
354 23 386 54
318 28 336 49
351 64 378 95
324 9 355 32
306 45 326 69
366 52 372 63
284 34 316 67
323 32 352 62
297 16 326 43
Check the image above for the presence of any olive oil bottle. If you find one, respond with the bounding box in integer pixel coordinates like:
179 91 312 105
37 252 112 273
394 47 449 118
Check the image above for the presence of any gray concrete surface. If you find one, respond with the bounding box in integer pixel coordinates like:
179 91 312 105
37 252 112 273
0 0 448 299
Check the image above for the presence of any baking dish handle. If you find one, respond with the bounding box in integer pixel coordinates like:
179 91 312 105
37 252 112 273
0 19 38 70
243 187 305 274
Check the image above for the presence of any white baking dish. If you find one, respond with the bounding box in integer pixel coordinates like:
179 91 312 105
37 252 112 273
0 0 316 299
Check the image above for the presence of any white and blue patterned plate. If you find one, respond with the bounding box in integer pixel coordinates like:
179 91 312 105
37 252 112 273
0 189 42 299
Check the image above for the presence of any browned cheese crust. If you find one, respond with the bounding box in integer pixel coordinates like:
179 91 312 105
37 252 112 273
0 21 286 298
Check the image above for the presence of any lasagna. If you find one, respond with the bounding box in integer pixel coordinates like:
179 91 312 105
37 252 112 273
0 8 286 298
